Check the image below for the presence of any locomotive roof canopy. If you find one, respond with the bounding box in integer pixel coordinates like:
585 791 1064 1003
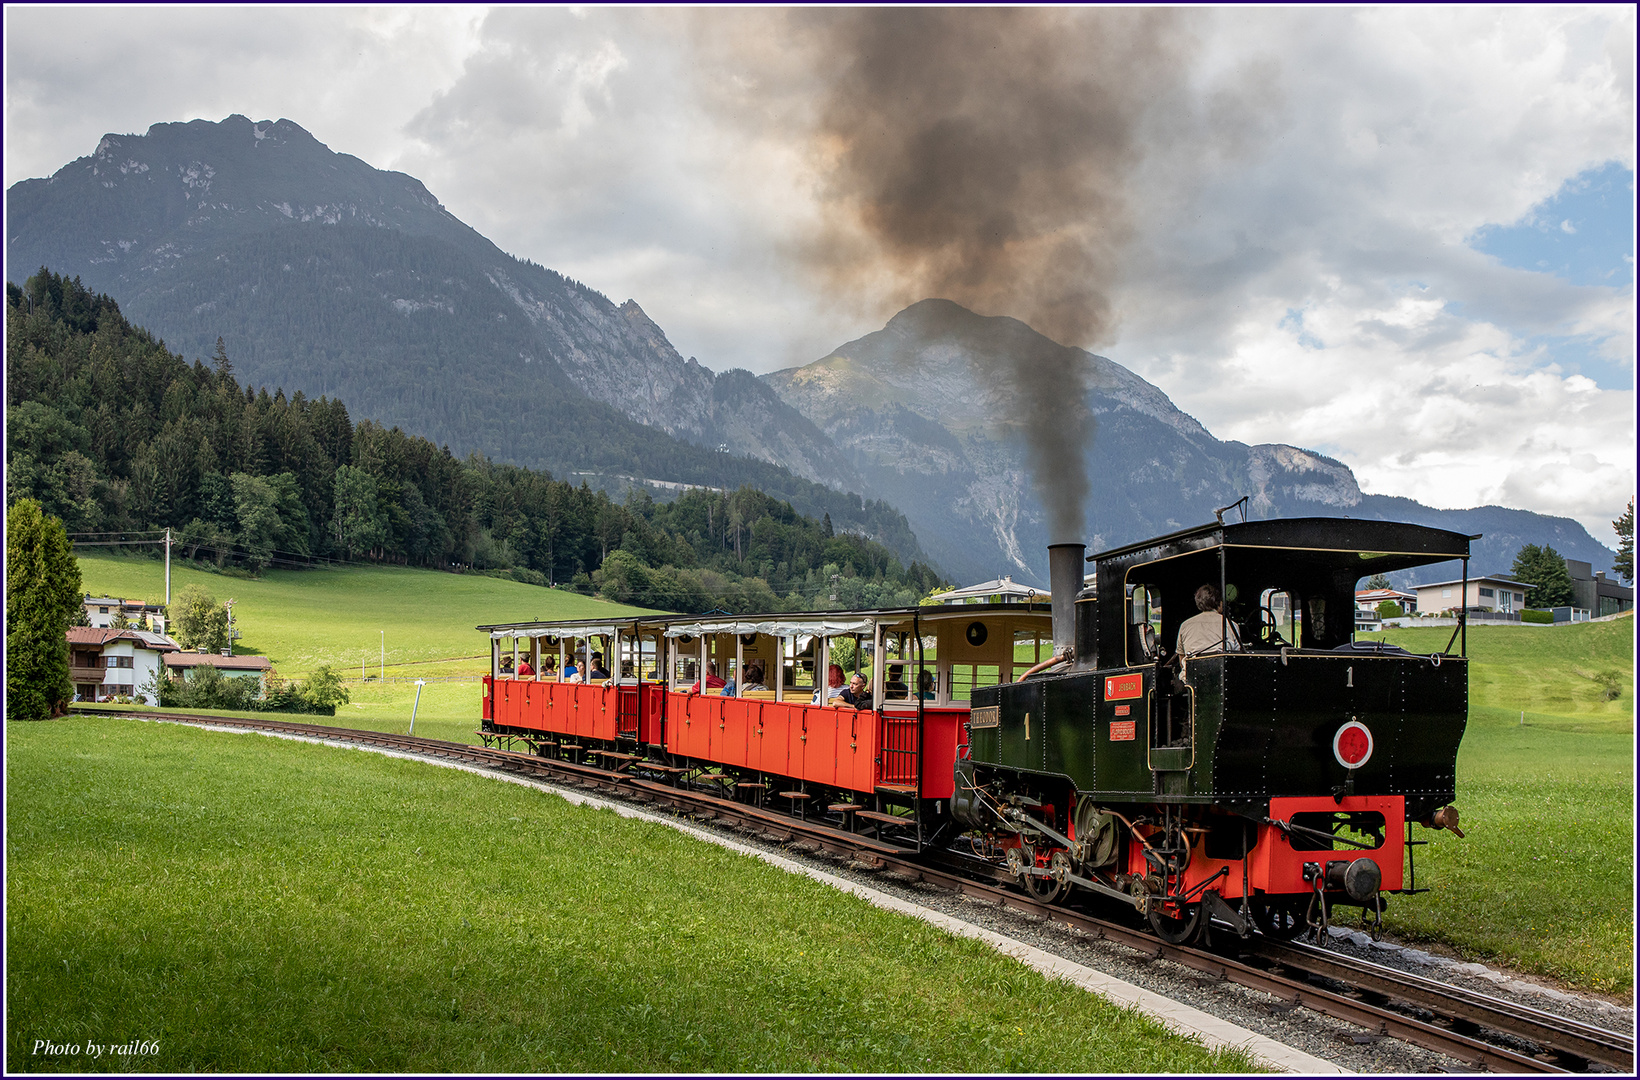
1089 516 1473 578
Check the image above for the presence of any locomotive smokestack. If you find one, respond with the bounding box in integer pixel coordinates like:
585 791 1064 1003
1048 542 1085 660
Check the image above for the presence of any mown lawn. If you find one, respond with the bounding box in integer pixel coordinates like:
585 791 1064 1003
1367 621 1634 996
75 550 655 678
6 717 1259 1075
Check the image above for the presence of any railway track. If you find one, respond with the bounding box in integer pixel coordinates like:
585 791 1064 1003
78 708 1634 1073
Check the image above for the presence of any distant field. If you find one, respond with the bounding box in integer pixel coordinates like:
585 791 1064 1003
6 718 1256 1074
76 551 657 678
1369 620 1635 995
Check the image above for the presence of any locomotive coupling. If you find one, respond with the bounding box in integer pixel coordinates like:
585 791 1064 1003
1419 804 1465 838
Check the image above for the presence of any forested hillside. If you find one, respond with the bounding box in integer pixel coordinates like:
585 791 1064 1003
5 270 943 612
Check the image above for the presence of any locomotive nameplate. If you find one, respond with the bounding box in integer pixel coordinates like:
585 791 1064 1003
969 706 1000 729
1104 673 1143 701
1109 720 1137 742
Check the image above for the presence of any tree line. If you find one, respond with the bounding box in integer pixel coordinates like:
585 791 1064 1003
6 269 944 612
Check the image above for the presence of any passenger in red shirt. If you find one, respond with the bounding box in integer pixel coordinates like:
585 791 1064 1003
688 661 726 693
516 657 534 678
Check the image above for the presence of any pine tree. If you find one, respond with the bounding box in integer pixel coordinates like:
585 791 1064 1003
5 499 83 719
1510 543 1575 609
1614 499 1634 586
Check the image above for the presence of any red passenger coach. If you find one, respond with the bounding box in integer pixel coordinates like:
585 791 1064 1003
478 602 1056 835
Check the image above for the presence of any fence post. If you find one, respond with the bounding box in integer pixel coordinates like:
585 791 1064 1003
410 679 425 735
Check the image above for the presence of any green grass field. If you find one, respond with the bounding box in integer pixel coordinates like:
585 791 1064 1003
76 551 655 678
1367 621 1635 995
6 717 1257 1074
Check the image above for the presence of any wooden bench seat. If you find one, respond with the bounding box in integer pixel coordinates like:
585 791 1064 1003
778 791 810 800
854 810 909 826
828 803 860 814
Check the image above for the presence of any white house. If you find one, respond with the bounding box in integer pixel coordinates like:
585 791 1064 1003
82 595 167 634
1412 575 1531 616
68 627 179 704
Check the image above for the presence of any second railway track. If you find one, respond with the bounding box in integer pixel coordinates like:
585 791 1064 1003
81 707 1635 1074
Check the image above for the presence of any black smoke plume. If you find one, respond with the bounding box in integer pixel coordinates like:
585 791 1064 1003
703 8 1191 543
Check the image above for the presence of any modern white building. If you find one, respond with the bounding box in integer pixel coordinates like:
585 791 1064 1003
68 627 179 704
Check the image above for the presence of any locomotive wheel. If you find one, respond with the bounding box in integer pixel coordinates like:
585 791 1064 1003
1023 871 1065 904
1147 901 1203 945
1251 898 1305 940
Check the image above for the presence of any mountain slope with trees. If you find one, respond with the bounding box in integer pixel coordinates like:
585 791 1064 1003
2 115 901 554
5 270 942 613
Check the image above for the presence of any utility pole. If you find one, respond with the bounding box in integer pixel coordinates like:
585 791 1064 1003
224 599 236 656
164 528 172 605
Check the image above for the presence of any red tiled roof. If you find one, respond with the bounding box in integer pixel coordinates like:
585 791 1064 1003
162 653 270 671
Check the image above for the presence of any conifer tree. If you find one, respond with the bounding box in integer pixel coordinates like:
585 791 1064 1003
1614 499 1634 585
5 499 83 719
1510 543 1575 608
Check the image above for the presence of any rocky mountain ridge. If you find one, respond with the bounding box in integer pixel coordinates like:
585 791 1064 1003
7 115 1617 587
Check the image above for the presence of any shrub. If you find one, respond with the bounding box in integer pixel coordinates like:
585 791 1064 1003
1522 609 1554 624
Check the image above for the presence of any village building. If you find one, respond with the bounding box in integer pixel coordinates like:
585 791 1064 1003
82 595 168 634
1564 560 1635 618
162 651 273 694
68 627 180 704
1412 575 1531 621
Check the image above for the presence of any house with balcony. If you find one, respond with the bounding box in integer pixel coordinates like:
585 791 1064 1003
68 627 179 704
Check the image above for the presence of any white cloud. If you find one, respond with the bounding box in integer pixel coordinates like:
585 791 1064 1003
3 5 1633 536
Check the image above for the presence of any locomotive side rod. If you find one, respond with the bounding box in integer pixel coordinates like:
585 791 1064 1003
80 708 1611 1072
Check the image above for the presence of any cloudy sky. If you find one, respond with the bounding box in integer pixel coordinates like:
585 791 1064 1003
5 6 1634 542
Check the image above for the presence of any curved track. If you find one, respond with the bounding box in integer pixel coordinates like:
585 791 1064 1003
78 708 1634 1073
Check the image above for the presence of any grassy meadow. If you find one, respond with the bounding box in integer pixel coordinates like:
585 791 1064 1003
1366 621 1635 995
75 550 654 679
5 717 1258 1075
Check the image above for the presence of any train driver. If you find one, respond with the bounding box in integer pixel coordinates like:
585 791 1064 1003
1175 583 1243 657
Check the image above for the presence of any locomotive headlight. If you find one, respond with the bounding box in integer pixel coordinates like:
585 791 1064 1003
1333 719 1373 769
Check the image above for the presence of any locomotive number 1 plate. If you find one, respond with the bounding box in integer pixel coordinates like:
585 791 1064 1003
1104 673 1143 701
969 706 1000 729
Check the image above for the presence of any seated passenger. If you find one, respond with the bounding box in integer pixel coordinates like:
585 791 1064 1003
1175 584 1243 657
562 659 581 683
500 655 515 675
540 656 558 680
883 665 909 699
688 661 726 694
916 670 937 700
839 673 873 710
588 652 611 681
811 663 846 704
516 656 534 678
738 661 768 693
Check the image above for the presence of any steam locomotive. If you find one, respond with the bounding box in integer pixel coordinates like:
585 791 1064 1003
479 515 1471 944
